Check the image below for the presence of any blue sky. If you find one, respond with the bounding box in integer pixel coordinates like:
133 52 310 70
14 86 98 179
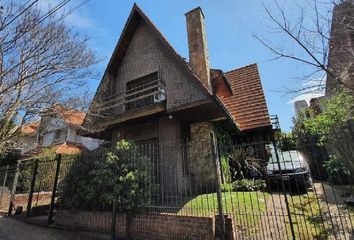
40 0 330 131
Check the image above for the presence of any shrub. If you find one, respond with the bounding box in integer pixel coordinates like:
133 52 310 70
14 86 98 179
59 140 155 212
220 156 232 183
324 156 350 185
221 183 233 192
278 132 297 151
229 148 262 181
232 179 263 192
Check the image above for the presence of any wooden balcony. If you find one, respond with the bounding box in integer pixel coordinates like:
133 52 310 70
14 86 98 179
97 80 166 126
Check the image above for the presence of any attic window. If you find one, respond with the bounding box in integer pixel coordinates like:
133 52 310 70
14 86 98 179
125 71 165 111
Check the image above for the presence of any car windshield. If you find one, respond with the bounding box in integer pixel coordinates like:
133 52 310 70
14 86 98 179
269 150 300 163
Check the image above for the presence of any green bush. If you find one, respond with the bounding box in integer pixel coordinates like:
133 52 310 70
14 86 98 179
324 156 350 185
221 183 233 192
232 179 263 192
220 156 232 183
59 140 155 212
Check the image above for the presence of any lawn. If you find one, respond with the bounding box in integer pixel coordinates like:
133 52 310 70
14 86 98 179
178 191 269 237
287 187 354 239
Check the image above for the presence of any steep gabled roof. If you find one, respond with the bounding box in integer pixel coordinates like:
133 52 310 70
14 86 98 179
217 64 271 131
96 4 210 94
84 4 215 127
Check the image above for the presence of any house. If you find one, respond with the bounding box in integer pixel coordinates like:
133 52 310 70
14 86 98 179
21 104 103 155
83 5 272 195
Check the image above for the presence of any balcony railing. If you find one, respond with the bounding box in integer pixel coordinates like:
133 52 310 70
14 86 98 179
97 80 166 114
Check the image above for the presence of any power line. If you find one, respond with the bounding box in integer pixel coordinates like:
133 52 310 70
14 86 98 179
0 0 39 31
37 0 71 24
57 0 91 22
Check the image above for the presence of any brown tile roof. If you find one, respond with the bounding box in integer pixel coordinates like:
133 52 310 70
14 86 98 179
217 64 271 131
54 141 87 154
21 121 40 136
52 104 86 126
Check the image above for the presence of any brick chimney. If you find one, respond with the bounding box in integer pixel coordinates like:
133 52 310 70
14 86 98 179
185 7 211 90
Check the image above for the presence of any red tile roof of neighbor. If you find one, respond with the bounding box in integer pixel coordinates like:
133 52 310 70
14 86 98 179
21 121 40 136
216 64 271 131
21 105 86 136
52 104 86 126
54 141 87 154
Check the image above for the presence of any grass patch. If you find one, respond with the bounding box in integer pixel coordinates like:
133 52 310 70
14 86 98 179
288 190 353 239
178 191 269 237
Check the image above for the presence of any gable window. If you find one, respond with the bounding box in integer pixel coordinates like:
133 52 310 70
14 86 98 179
125 71 165 111
54 129 61 143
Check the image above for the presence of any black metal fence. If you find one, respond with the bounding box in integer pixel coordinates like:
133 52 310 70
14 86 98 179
1 128 354 239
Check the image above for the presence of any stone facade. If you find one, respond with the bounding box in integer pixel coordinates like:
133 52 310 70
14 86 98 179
189 122 217 190
186 7 211 90
326 0 354 94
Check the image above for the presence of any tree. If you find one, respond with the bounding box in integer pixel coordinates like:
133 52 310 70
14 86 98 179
255 0 354 94
0 1 97 152
293 89 354 177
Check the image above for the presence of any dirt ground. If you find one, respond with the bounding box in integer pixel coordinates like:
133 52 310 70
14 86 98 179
0 216 109 240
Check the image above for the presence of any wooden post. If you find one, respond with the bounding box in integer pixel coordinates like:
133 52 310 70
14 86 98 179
8 163 20 216
0 165 9 206
111 200 116 239
48 154 61 225
26 159 38 218
210 132 225 240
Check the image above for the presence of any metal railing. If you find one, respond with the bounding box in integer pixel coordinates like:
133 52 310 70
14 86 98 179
97 80 166 113
2 127 354 239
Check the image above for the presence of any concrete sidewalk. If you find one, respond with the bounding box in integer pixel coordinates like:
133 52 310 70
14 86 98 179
0 216 110 240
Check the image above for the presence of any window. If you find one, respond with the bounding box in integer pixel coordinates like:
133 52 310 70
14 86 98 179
54 129 61 142
125 71 165 111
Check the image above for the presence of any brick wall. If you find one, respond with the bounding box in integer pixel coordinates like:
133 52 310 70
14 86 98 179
55 210 214 240
12 192 52 209
0 191 10 211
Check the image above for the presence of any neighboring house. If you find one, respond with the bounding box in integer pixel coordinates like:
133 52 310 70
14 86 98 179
21 104 103 155
294 97 325 120
83 5 273 194
326 0 354 95
294 100 309 118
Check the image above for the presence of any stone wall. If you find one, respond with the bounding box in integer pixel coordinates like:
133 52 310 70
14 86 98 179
185 7 211 90
326 1 354 94
189 122 216 190
55 210 214 240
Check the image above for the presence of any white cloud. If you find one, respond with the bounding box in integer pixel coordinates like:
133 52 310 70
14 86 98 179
288 77 326 105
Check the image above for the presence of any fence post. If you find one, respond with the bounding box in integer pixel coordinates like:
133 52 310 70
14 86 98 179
48 154 62 225
26 159 39 217
210 132 225 240
8 162 20 215
0 165 9 206
111 200 116 240
272 137 296 240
